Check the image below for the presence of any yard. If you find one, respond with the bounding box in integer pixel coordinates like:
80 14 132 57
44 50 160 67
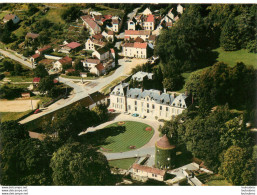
109 158 137 169
0 110 32 123
83 121 154 153
214 47 257 69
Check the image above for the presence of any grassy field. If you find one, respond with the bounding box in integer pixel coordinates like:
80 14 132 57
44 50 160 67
0 110 32 123
6 76 34 82
43 8 66 24
109 158 137 169
95 121 154 153
100 76 128 95
95 4 125 17
205 175 232 186
214 47 257 69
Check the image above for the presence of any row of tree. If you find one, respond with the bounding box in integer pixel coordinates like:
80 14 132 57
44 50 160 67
161 105 256 185
1 104 111 185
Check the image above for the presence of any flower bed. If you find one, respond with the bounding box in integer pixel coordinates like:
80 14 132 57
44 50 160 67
117 121 125 126
145 127 152 131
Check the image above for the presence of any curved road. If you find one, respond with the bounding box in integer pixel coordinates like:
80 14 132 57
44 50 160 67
81 114 163 160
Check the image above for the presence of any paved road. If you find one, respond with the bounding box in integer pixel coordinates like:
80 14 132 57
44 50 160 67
20 58 127 124
0 49 33 69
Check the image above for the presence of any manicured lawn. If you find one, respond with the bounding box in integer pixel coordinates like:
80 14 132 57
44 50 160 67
214 47 257 69
109 158 137 169
205 174 232 186
97 121 154 153
100 76 128 95
1 110 32 122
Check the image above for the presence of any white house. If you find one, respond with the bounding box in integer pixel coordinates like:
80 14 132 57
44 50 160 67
177 4 184 14
82 58 101 69
122 42 148 59
92 47 110 61
102 31 115 42
85 38 106 51
109 83 189 120
90 63 105 76
111 16 122 33
142 8 152 15
127 18 137 30
131 164 167 182
132 71 154 82
3 14 20 24
142 14 155 30
167 8 175 20
53 56 72 71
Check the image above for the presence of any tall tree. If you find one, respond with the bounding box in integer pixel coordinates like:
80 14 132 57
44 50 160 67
50 143 111 185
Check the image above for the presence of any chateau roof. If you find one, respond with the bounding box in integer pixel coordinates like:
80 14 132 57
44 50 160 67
156 135 175 149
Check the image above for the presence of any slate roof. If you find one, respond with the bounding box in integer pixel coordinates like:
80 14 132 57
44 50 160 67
132 71 153 81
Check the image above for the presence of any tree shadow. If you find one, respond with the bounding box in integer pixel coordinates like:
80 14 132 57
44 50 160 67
108 113 121 121
80 126 126 147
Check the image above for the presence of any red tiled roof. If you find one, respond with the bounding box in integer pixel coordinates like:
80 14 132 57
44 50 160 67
134 42 147 49
66 68 75 73
3 14 16 21
110 48 115 53
59 56 72 64
38 45 51 52
112 19 119 24
95 63 105 71
149 35 156 41
132 164 166 176
91 39 106 47
104 15 112 20
93 34 104 40
26 32 40 39
81 15 101 32
156 134 176 149
108 31 114 35
123 43 134 48
32 53 40 59
94 15 103 21
134 37 144 43
66 42 81 49
33 77 41 83
125 30 151 36
146 14 155 22
124 36 130 39
85 58 100 64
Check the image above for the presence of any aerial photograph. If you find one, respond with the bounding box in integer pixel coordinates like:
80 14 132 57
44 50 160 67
0 3 256 189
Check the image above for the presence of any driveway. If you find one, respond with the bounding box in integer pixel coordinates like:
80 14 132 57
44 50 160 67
81 113 163 160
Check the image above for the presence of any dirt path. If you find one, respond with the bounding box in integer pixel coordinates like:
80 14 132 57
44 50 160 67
0 100 40 112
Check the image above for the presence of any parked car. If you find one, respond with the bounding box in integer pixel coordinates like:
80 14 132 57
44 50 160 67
132 113 139 117
125 60 132 62
34 109 41 114
108 109 115 112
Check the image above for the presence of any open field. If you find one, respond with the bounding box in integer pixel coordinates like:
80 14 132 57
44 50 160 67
95 4 125 17
3 76 34 82
214 47 257 69
109 158 137 169
205 175 232 186
0 100 39 112
0 110 32 122
91 121 154 153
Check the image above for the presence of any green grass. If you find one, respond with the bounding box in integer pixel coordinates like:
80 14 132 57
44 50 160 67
205 174 232 186
214 47 257 69
0 110 32 123
61 75 96 80
6 76 33 82
98 121 154 153
31 95 53 106
0 11 9 20
100 76 128 95
95 5 125 17
43 8 66 24
109 158 137 169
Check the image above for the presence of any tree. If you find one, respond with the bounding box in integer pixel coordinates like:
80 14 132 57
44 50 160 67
219 145 253 185
38 76 54 94
33 64 49 78
92 104 108 122
74 59 84 72
50 143 111 185
220 16 239 51
162 74 184 91
13 63 23 75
